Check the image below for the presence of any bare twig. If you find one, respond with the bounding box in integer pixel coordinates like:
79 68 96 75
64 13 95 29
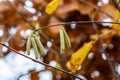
34 21 120 32
0 42 82 80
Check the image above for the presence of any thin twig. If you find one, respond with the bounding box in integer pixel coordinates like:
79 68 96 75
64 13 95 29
0 42 82 80
34 21 120 32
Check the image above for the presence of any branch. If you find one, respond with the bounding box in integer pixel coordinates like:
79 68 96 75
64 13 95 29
0 42 82 80
34 21 120 32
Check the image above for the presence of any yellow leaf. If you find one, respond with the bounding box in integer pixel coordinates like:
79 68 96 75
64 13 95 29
45 0 61 14
66 41 95 73
112 10 120 35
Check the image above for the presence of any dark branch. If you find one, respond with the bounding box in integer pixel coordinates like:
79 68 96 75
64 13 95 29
0 42 82 80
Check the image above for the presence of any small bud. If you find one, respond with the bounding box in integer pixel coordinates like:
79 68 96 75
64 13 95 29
35 23 41 36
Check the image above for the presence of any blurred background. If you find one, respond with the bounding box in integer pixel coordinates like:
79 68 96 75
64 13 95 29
0 0 120 80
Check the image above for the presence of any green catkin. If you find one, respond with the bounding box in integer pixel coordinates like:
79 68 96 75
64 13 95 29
26 33 32 55
32 34 45 55
60 29 65 54
61 27 71 48
31 37 39 59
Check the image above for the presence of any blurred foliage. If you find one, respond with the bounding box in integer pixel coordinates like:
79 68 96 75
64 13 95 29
0 0 120 80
